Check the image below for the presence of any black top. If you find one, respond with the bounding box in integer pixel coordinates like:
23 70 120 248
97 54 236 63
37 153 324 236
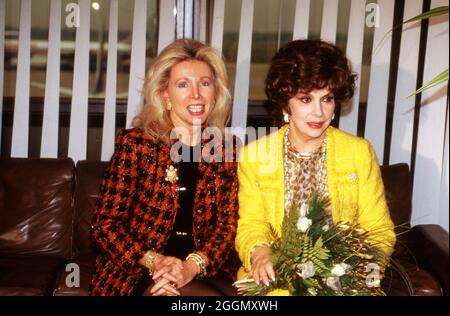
131 144 200 295
164 143 200 258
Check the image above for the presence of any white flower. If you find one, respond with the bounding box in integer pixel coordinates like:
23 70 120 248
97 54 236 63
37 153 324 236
299 203 309 217
331 263 351 276
322 224 330 232
326 277 342 292
296 217 312 232
296 261 316 279
307 288 317 296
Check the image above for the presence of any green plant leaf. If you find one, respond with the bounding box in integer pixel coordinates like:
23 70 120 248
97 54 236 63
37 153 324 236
408 69 449 97
402 6 448 96
403 6 448 24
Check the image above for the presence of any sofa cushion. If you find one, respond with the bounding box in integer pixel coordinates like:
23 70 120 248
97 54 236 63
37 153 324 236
0 158 74 260
73 161 109 254
0 254 65 295
380 163 412 228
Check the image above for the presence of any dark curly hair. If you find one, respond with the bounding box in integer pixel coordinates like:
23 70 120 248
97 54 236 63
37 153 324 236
265 39 357 126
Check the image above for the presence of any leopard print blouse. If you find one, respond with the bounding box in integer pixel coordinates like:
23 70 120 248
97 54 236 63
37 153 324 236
283 129 329 214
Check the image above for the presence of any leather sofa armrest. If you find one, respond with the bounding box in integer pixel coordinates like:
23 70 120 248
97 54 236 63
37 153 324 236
407 224 449 295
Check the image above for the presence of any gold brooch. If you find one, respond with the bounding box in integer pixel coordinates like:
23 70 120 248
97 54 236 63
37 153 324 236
165 165 179 183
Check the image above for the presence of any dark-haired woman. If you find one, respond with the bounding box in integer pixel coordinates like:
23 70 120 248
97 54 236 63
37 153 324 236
235 39 396 287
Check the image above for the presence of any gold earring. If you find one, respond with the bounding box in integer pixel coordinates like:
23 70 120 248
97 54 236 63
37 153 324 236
166 100 172 111
332 113 335 120
283 113 290 123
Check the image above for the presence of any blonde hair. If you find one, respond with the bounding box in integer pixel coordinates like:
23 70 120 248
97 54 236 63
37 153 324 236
132 39 232 145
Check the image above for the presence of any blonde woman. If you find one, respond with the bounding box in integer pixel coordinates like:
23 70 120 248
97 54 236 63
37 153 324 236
90 39 238 296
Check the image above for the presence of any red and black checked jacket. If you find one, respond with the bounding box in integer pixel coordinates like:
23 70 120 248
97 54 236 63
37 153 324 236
90 128 239 296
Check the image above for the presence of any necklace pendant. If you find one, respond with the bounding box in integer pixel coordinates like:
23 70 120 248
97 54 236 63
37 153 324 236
165 165 179 184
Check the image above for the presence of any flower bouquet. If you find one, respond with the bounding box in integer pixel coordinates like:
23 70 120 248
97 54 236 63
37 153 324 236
233 194 389 296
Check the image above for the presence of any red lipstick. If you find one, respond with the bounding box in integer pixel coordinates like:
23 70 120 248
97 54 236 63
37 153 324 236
307 122 324 129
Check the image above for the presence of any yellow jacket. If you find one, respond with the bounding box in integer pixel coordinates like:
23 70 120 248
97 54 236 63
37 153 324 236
236 125 396 278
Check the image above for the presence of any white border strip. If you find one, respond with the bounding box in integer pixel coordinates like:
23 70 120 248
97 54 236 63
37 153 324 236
101 0 118 161
211 0 225 53
125 0 147 128
40 0 61 158
158 0 176 53
11 0 31 158
67 0 90 162
293 0 310 40
320 0 339 43
339 0 365 135
231 0 254 140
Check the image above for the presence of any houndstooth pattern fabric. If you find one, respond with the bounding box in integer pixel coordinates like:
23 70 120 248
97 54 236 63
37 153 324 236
90 128 239 295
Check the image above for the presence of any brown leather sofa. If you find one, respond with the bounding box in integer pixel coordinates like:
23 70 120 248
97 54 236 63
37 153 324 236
0 158 448 296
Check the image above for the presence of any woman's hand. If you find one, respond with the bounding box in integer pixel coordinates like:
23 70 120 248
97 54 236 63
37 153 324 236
149 259 199 296
250 245 275 286
152 255 184 276
147 255 182 296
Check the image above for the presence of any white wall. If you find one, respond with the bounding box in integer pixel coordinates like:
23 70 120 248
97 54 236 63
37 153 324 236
411 0 449 230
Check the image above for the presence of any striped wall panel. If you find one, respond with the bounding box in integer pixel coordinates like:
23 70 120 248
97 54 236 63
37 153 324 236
364 0 395 163
339 0 366 136
438 101 449 229
231 0 255 142
67 0 90 162
320 0 339 43
11 0 31 158
158 0 176 53
183 0 194 38
389 0 422 166
412 0 449 227
40 0 61 158
176 0 185 39
101 0 119 162
197 0 207 42
125 0 147 129
1 0 448 230
211 0 225 53
293 0 310 40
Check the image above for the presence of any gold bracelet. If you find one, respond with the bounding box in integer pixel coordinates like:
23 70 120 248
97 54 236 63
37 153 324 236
186 253 207 278
144 252 158 276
